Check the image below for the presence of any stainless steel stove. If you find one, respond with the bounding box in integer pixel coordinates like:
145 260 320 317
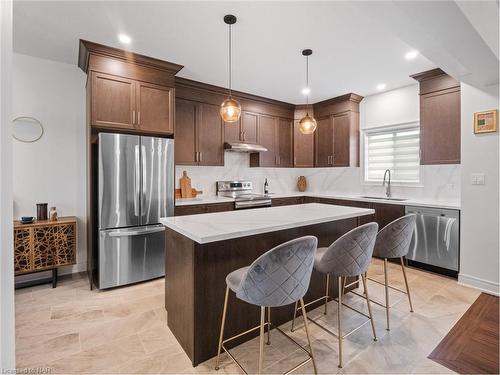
216 180 272 210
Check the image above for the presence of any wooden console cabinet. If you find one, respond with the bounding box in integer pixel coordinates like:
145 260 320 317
14 217 77 288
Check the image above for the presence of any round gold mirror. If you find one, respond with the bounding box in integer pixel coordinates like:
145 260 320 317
12 116 44 143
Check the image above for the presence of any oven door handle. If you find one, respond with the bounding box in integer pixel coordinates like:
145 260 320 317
234 200 272 209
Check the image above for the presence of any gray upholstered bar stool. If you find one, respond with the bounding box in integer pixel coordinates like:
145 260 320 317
291 223 379 368
215 236 319 375
366 214 417 331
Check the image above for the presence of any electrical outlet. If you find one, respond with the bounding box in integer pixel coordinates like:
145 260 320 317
471 173 486 185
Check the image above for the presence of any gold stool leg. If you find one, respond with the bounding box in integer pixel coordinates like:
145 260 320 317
324 274 330 315
338 276 343 368
258 306 266 374
290 301 298 332
361 273 377 341
384 258 390 331
400 257 414 312
300 298 318 374
215 286 229 370
266 307 271 345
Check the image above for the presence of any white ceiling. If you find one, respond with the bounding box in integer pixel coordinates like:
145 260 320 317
13 1 440 104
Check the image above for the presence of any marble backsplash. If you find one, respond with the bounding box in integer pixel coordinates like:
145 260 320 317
175 152 460 202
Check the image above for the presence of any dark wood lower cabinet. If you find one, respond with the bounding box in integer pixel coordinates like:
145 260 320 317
174 202 234 216
271 196 305 206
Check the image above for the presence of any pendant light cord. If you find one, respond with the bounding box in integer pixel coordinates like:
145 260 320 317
306 54 309 108
228 23 232 98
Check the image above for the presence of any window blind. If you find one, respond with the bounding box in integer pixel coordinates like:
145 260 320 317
365 127 420 183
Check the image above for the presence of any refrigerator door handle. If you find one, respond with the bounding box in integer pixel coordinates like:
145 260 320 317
134 145 140 217
108 226 165 237
141 144 147 216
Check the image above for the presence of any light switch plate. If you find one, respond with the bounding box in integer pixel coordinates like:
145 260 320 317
471 173 486 185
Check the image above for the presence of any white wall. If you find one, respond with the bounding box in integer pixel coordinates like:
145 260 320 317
12 53 87 276
178 84 460 204
1 0 15 369
458 82 500 295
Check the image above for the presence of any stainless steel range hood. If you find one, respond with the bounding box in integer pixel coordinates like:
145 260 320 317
224 142 268 153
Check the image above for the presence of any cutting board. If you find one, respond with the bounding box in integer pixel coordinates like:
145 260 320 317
175 188 203 199
180 171 192 198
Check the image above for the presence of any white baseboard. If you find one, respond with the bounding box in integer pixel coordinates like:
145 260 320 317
458 273 500 296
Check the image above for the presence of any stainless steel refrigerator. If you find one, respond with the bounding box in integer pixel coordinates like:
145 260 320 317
97 133 174 289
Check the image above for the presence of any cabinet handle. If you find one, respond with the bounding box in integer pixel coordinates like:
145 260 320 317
327 156 331 165
294 156 297 166
137 111 141 125
132 110 136 125
331 155 334 165
199 152 202 162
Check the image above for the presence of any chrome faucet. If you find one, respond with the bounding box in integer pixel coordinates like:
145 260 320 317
382 169 392 198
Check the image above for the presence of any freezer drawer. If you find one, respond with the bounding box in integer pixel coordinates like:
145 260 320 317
405 206 459 272
98 225 165 289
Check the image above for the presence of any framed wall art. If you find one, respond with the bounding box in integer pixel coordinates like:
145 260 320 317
474 109 498 134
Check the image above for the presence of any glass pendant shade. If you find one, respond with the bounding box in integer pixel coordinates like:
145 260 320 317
220 97 241 123
299 114 317 135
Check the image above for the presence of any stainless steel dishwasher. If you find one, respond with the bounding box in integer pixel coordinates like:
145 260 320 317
405 206 460 277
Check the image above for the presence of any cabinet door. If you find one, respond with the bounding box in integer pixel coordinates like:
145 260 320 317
315 116 334 167
224 118 242 143
278 118 293 167
241 111 259 144
14 228 32 274
293 120 314 167
198 103 224 166
91 72 135 129
258 115 278 167
175 99 197 165
332 113 350 167
420 88 461 164
136 82 174 134
373 203 405 229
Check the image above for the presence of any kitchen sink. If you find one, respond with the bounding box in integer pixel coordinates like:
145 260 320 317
359 196 408 201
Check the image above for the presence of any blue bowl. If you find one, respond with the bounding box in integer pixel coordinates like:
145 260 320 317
21 216 34 222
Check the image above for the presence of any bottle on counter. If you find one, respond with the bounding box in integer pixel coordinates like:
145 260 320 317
264 178 269 195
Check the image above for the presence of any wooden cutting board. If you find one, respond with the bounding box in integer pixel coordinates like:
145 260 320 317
175 188 203 199
180 171 192 198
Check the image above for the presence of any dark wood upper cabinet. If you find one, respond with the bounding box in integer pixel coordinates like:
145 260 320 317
223 118 242 143
136 82 174 134
197 103 224 166
175 99 197 165
79 40 183 136
278 118 293 167
313 93 362 168
332 113 350 167
175 99 223 166
315 116 334 167
254 115 277 167
91 72 135 130
411 68 461 165
241 111 259 144
293 106 314 168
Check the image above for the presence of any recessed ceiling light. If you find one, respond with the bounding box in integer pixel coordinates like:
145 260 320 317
118 34 131 45
405 50 419 60
376 83 386 91
302 87 311 95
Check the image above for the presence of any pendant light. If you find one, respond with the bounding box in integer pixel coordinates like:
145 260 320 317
220 14 241 123
299 49 317 134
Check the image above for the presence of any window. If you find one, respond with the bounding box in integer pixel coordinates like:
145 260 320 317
364 125 420 183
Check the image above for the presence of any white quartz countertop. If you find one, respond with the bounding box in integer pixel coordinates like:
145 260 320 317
161 203 374 244
175 192 460 210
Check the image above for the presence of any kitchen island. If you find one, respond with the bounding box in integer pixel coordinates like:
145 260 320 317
160 203 374 366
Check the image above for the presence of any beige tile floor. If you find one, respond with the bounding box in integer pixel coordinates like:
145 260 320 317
15 259 480 374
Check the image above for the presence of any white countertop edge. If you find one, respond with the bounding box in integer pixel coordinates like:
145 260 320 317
175 192 460 210
161 205 375 244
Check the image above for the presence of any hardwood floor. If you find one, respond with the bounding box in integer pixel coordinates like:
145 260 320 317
429 293 499 374
15 259 481 374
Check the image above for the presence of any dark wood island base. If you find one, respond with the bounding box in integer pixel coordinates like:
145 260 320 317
165 218 359 366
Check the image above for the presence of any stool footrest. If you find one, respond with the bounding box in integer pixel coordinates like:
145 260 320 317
221 322 313 375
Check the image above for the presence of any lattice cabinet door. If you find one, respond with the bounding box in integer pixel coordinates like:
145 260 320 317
33 222 76 271
14 227 33 274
